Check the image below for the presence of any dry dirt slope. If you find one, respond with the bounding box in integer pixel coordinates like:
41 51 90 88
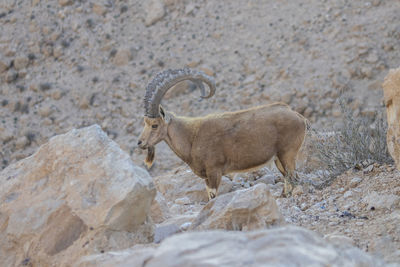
0 0 399 175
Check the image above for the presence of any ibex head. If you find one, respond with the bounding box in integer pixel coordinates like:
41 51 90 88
137 68 216 168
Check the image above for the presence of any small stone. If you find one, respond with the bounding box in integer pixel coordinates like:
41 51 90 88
280 92 293 104
179 222 192 231
361 67 373 78
0 128 14 143
363 191 400 210
255 174 276 185
43 118 53 126
366 52 379 64
38 105 53 117
112 49 132 66
292 185 304 196
92 3 107 16
343 190 353 199
15 136 29 149
59 0 73 6
13 57 29 70
52 90 63 100
372 0 381 6
18 70 27 79
363 165 374 173
174 197 191 205
5 48 16 57
355 221 364 226
186 61 201 68
53 46 63 58
349 177 362 188
40 83 52 91
300 203 309 211
5 70 18 83
243 75 257 85
0 59 8 73
199 67 214 77
185 3 196 15
144 0 165 26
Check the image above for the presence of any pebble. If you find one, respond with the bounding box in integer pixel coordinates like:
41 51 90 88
38 105 53 117
92 3 107 16
343 190 353 199
58 0 74 7
5 70 18 83
112 49 132 66
13 57 29 70
0 59 8 73
52 90 63 100
366 52 379 64
144 0 165 26
349 177 362 188
255 174 276 185
292 185 304 197
15 136 29 149
179 222 192 231
174 197 191 205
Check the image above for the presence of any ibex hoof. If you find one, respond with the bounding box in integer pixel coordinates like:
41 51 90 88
282 179 294 198
207 188 217 200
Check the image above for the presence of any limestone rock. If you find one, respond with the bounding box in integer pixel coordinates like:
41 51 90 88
0 125 156 266
383 67 400 170
144 0 165 26
191 183 283 230
80 226 384 267
153 168 233 203
150 192 170 223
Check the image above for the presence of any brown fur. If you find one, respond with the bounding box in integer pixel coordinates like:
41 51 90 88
138 103 307 200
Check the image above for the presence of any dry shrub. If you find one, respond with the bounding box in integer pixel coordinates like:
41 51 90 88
311 96 393 186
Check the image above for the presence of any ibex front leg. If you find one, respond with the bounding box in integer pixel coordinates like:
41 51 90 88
205 170 222 200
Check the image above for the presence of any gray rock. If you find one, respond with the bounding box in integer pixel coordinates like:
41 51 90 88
363 191 400 210
79 226 386 267
191 183 283 230
255 174 276 185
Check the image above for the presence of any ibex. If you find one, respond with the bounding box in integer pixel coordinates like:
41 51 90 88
137 68 307 200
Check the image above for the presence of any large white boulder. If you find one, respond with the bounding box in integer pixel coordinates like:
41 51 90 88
80 226 384 267
0 125 156 266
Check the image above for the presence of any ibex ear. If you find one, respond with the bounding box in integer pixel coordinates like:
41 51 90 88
159 105 170 124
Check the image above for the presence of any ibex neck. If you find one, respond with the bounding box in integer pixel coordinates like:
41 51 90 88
164 115 195 165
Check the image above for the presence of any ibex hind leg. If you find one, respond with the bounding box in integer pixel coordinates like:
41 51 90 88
276 154 297 197
205 171 222 201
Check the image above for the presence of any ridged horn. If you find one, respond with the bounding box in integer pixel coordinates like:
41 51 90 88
144 68 216 118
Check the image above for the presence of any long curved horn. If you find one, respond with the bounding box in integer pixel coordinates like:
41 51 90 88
144 68 216 118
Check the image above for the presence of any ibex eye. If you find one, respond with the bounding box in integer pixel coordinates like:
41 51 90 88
152 125 158 129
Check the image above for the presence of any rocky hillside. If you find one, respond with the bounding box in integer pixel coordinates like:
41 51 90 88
1 1 400 265
1 0 400 174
